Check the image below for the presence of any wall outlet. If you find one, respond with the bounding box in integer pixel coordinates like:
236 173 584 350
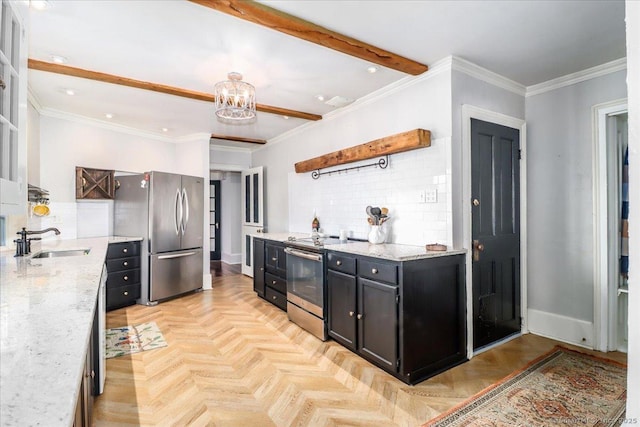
425 188 438 203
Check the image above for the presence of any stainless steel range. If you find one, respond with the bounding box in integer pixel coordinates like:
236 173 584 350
284 236 345 340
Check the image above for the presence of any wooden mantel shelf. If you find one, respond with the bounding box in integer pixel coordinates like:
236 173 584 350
294 129 431 174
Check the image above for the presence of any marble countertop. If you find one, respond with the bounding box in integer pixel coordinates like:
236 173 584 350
0 236 138 426
254 232 465 261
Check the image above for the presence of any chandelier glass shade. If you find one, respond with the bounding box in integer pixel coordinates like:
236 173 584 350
213 72 256 123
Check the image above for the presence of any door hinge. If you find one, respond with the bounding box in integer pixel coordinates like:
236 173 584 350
518 149 522 160
396 359 401 368
396 295 400 304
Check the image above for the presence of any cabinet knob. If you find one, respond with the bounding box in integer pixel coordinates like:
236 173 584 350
272 257 277 261
124 276 128 281
349 311 354 317
124 291 129 296
272 296 277 300
371 268 378 274
123 248 128 253
357 314 363 320
260 267 264 271
123 261 128 266
336 260 342 266
272 280 277 285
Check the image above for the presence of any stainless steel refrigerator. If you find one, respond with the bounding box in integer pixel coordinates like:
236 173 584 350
114 171 204 305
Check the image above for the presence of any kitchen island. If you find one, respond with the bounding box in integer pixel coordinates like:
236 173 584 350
0 236 140 426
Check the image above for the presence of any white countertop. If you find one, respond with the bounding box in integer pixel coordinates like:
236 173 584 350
255 232 465 261
323 241 466 261
0 236 139 426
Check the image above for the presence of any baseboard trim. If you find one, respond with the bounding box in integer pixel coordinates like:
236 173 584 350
202 273 213 290
221 252 242 265
527 308 594 349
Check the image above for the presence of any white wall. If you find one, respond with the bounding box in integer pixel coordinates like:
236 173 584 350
32 114 212 288
624 0 639 419
254 63 453 242
525 70 628 346
27 103 41 186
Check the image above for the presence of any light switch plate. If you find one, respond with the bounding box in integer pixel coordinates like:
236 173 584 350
425 188 438 203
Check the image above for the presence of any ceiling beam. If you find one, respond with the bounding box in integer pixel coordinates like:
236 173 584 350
28 59 322 121
210 134 266 145
188 0 428 76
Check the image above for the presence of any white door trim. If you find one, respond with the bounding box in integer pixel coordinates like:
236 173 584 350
592 99 628 352
461 105 527 359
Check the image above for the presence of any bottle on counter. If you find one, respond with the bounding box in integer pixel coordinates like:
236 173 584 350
312 216 320 232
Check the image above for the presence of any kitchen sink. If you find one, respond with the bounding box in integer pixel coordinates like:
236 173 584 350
31 248 91 258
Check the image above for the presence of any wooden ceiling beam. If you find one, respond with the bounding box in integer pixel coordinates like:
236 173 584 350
188 0 428 76
210 134 266 145
28 59 322 121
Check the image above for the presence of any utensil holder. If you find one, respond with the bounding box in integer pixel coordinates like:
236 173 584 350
368 225 387 244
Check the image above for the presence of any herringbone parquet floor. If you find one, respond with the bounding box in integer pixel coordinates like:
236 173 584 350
94 272 627 427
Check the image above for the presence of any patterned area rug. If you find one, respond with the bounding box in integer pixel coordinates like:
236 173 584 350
105 321 168 358
424 346 627 427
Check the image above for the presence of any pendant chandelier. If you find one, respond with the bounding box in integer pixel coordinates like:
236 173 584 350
213 72 256 123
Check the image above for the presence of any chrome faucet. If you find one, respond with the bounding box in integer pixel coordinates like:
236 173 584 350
14 227 61 257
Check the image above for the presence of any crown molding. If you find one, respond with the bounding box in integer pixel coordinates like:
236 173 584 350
451 56 526 96
27 87 44 112
38 107 178 143
174 132 211 144
525 58 627 97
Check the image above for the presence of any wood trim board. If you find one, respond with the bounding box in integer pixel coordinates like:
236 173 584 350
294 128 431 173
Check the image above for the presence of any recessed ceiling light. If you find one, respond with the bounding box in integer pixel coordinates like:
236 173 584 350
162 128 169 132
315 95 325 102
283 115 289 120
65 89 75 96
50 55 67 64
30 0 51 10
367 66 378 74
105 113 113 119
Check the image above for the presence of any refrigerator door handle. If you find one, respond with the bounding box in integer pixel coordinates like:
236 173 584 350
181 187 189 235
174 188 182 235
158 251 197 260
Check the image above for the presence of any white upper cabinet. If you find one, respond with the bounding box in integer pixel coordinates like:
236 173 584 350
0 0 27 216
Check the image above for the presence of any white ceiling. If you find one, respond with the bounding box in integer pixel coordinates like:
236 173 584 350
27 0 626 149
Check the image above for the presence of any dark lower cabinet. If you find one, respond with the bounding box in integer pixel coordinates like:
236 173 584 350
327 251 466 385
253 238 287 311
358 277 398 370
327 269 357 349
106 241 141 311
253 238 266 297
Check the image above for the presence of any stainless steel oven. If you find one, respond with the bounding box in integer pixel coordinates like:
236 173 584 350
285 243 328 340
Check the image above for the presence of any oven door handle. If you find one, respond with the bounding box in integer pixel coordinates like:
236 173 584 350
284 247 322 262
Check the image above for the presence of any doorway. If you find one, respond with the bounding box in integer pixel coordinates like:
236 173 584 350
209 180 221 261
593 100 628 353
461 105 527 358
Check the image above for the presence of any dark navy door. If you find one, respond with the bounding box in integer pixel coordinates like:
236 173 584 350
471 119 521 350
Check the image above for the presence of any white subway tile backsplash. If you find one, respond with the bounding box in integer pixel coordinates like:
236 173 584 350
288 137 453 246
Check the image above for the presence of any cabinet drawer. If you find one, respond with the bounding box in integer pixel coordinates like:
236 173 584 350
107 242 140 259
327 252 356 275
358 259 398 284
106 284 140 311
106 256 140 273
265 286 287 311
265 272 287 294
106 269 140 288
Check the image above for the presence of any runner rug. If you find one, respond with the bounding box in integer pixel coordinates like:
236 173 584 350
105 321 168 358
423 346 627 427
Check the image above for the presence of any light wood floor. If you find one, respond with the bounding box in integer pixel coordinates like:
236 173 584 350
94 273 627 426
